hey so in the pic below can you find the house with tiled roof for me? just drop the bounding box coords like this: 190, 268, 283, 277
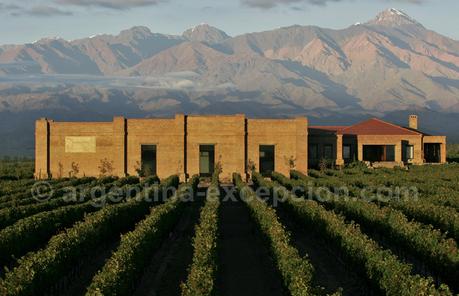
309, 115, 446, 168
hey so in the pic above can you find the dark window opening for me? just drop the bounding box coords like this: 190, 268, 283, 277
386, 146, 395, 161
323, 144, 333, 160
363, 145, 396, 162
259, 145, 275, 176
141, 145, 157, 176
343, 145, 352, 160
309, 144, 319, 160
200, 145, 215, 177
424, 143, 441, 163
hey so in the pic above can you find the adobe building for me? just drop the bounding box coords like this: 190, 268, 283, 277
35, 114, 447, 181
35, 114, 308, 181
309, 116, 447, 168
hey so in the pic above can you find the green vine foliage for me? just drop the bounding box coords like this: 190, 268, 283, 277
233, 173, 316, 296
181, 171, 220, 296
0, 175, 181, 296
265, 172, 453, 295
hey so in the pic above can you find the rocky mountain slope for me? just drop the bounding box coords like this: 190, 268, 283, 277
0, 9, 459, 155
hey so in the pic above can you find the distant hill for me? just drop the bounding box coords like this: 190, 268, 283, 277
0, 8, 459, 155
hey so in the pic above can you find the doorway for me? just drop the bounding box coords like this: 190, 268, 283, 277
259, 145, 275, 176
141, 145, 157, 176
200, 145, 215, 177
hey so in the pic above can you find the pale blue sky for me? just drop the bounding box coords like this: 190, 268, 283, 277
0, 0, 458, 45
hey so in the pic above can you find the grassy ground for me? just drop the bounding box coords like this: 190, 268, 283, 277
0, 157, 34, 180
447, 144, 459, 162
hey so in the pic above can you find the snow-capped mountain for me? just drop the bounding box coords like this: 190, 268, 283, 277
1, 9, 459, 155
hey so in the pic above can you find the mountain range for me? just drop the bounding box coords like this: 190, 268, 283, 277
1, 9, 459, 155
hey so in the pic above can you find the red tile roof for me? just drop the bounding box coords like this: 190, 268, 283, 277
309, 126, 348, 132
310, 118, 421, 136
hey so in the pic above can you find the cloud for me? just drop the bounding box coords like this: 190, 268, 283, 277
0, 3, 21, 12
26, 6, 73, 17
2, 4, 72, 17
54, 0, 166, 10
241, 0, 332, 9
242, 0, 426, 9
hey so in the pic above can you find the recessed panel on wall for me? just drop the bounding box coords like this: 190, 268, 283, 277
65, 136, 96, 153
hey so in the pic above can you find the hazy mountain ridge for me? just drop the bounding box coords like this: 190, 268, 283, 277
183, 24, 230, 44
4, 8, 457, 112
1, 8, 459, 155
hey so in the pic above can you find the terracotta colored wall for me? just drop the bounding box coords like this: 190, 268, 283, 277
247, 118, 308, 177
356, 135, 423, 164
186, 115, 245, 182
35, 114, 309, 181
48, 121, 115, 178
35, 119, 50, 179
126, 115, 185, 181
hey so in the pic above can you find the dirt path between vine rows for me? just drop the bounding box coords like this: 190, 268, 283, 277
216, 186, 285, 296
133, 186, 205, 296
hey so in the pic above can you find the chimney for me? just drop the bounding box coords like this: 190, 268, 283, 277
409, 115, 418, 130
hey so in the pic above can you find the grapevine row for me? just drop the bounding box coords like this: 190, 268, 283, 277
290, 170, 459, 243
280, 171, 459, 291
181, 172, 220, 296
0, 177, 97, 206
0, 175, 179, 296
252, 173, 451, 296
233, 173, 316, 296
0, 176, 141, 229
0, 177, 144, 266
86, 175, 199, 295
388, 201, 459, 242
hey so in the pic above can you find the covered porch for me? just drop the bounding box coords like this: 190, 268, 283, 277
423, 136, 447, 164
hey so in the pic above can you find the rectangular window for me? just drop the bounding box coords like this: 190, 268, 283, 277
323, 144, 333, 160
141, 145, 157, 176
259, 145, 275, 176
406, 145, 414, 160
343, 145, 351, 160
199, 145, 215, 177
363, 145, 395, 162
309, 144, 319, 159
385, 145, 395, 161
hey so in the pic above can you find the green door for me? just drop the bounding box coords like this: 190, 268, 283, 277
141, 145, 157, 176
199, 145, 215, 177
259, 145, 275, 176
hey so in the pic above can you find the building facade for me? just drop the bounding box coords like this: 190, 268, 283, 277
35, 114, 447, 180
309, 116, 447, 168
35, 114, 308, 181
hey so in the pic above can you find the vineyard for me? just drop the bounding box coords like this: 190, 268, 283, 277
0, 163, 458, 296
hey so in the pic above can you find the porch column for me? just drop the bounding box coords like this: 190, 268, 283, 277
336, 134, 344, 166
441, 141, 447, 164
357, 137, 363, 161
395, 142, 402, 163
